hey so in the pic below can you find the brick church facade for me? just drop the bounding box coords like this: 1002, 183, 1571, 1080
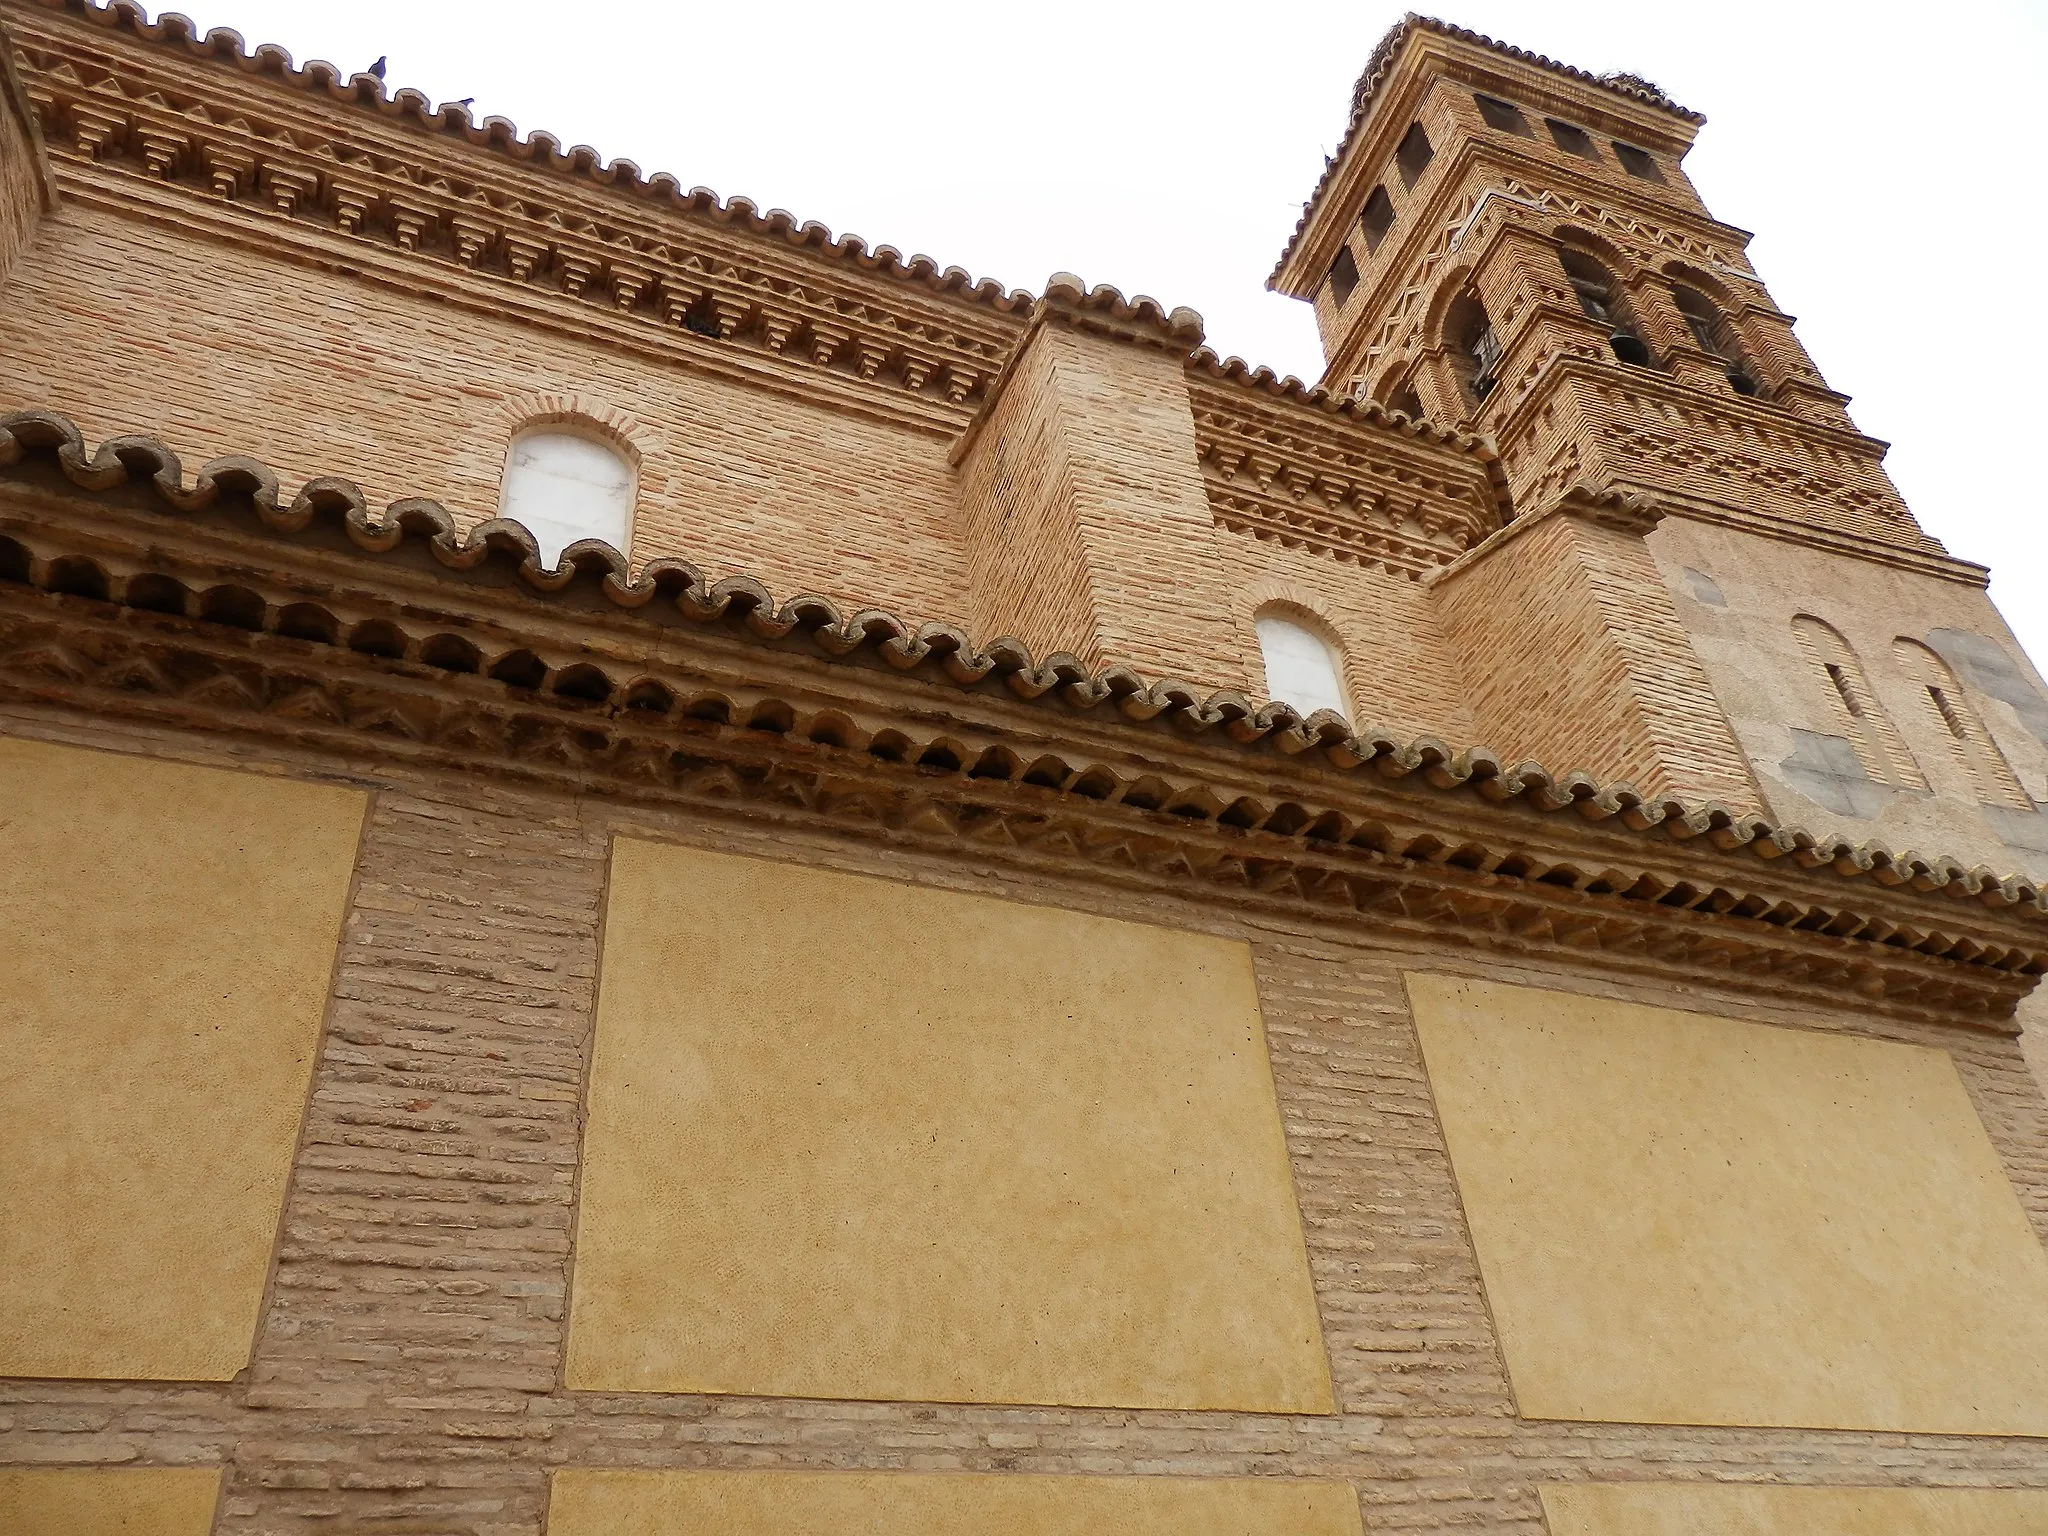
3, 4, 2048, 1532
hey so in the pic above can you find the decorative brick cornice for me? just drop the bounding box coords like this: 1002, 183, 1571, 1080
1427, 483, 1661, 590
1491, 357, 1960, 566
1184, 362, 1510, 577
7, 0, 1030, 304
1335, 155, 1765, 383
0, 408, 2042, 1033
6, 2, 1026, 428
1195, 410, 1496, 576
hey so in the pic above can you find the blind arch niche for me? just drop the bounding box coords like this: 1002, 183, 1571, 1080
1255, 610, 1349, 721
497, 427, 636, 565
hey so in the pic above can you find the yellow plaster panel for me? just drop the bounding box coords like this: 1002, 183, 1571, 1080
0, 1467, 223, 1534
0, 736, 366, 1380
1408, 973, 2048, 1434
1542, 1483, 2048, 1535
567, 838, 1331, 1411
548, 1468, 1364, 1535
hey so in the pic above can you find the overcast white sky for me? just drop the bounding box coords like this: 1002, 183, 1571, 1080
152, 0, 2048, 669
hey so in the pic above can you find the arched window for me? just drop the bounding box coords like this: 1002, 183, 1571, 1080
1892, 638, 2030, 808
1445, 293, 1501, 405
1791, 616, 1923, 790
1672, 284, 1761, 396
1255, 611, 1349, 720
1559, 247, 1654, 368
497, 428, 635, 565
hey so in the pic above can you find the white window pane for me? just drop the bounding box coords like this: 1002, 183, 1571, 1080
1256, 617, 1348, 719
498, 431, 633, 564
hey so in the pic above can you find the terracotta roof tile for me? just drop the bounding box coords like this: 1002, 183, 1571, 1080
2, 406, 2040, 922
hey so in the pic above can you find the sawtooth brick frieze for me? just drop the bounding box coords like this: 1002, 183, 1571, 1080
3, 5, 2048, 1535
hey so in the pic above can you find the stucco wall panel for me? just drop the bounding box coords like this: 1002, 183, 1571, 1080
566, 837, 1332, 1411
547, 1468, 1365, 1536
1541, 1483, 2048, 1535
1408, 971, 2048, 1434
0, 1467, 222, 1534
0, 735, 365, 1381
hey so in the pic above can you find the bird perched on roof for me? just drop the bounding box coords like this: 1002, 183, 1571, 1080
368, 55, 386, 79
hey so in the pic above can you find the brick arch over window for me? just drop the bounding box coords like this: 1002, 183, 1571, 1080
1244, 587, 1352, 721
495, 405, 643, 567
1554, 238, 1655, 369
1790, 615, 1924, 791
490, 390, 661, 468
1892, 636, 2032, 809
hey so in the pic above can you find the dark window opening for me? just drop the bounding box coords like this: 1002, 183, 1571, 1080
1328, 245, 1360, 307
1360, 186, 1395, 253
1672, 283, 1762, 397
1825, 663, 1864, 719
1614, 142, 1664, 181
1547, 118, 1600, 160
1447, 294, 1500, 404
1396, 123, 1435, 189
1561, 248, 1654, 367
1474, 92, 1534, 136
1388, 384, 1425, 420
1928, 685, 1969, 741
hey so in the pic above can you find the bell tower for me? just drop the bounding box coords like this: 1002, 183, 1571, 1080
1270, 17, 2048, 907
1269, 17, 1936, 564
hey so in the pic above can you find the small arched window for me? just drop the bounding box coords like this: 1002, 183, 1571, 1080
1892, 637, 2031, 809
1256, 611, 1349, 720
1791, 616, 1923, 790
1445, 293, 1501, 404
497, 428, 635, 565
1672, 284, 1761, 396
1559, 247, 1654, 368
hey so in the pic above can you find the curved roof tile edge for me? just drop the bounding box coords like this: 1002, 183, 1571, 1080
25, 0, 1043, 311
0, 406, 2039, 920
1271, 13, 1704, 286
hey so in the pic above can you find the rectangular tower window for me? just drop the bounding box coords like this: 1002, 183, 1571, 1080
1359, 186, 1394, 253
1327, 245, 1359, 307
1613, 142, 1665, 181
1546, 118, 1601, 160
1395, 123, 1435, 188
1473, 93, 1534, 137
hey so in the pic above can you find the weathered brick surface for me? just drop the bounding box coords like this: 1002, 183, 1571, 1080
1433, 505, 1758, 806
223, 781, 606, 1531
959, 318, 1250, 686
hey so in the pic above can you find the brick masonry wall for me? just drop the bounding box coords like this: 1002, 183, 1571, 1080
1022, 324, 1250, 686
0, 43, 40, 287
955, 325, 1106, 669
1222, 532, 1475, 741
3, 709, 2046, 1535
0, 202, 979, 630
1652, 515, 2048, 871
1432, 509, 1758, 807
